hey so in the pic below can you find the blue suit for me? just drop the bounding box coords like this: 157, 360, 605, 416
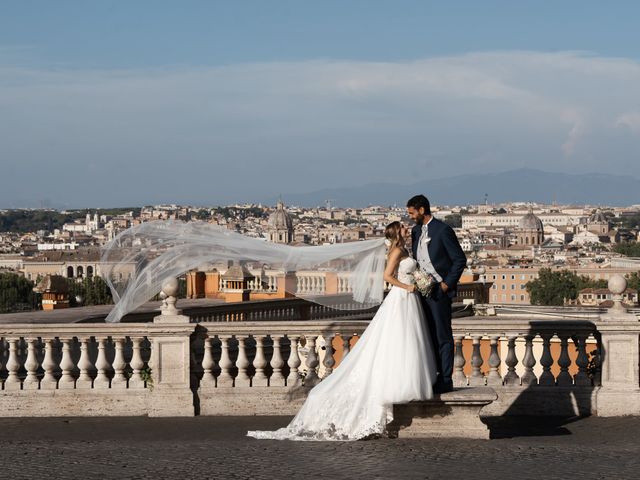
411, 217, 466, 388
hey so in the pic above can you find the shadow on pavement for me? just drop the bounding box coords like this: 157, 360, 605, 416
483, 415, 588, 439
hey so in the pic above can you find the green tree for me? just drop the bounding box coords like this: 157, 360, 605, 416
444, 214, 462, 228
67, 276, 114, 307
626, 272, 640, 293
0, 273, 38, 313
526, 268, 607, 306
613, 242, 640, 258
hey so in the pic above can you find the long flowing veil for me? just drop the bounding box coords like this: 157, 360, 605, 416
100, 220, 387, 323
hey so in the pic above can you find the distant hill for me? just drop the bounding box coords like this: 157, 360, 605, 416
271, 169, 640, 207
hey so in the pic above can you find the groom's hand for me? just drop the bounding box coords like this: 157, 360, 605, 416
440, 282, 449, 293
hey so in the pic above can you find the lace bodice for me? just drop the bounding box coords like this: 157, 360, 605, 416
397, 256, 417, 284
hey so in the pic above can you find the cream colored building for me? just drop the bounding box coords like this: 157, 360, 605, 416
485, 265, 640, 305
462, 213, 582, 229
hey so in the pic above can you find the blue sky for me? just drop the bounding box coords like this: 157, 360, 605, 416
1, 2, 640, 207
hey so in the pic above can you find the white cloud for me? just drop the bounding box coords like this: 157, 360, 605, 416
1, 50, 640, 206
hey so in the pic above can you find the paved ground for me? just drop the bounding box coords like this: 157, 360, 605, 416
1, 415, 639, 480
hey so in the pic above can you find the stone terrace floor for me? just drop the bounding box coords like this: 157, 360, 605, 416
2, 415, 639, 480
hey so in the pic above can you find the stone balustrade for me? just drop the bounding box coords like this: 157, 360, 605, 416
295, 272, 327, 295
0, 320, 193, 417
182, 296, 376, 323
191, 320, 368, 415
449, 317, 600, 416
0, 274, 638, 419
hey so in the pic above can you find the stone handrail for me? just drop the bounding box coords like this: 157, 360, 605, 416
0, 321, 193, 417
450, 317, 599, 390
183, 296, 377, 323
0, 273, 637, 418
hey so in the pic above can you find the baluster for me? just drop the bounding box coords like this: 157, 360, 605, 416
503, 335, 520, 386
538, 333, 555, 386
341, 334, 351, 358
58, 337, 76, 389
200, 336, 216, 388
469, 335, 485, 386
252, 336, 268, 387
235, 336, 251, 387
111, 337, 127, 389
128, 337, 145, 389
304, 335, 320, 387
593, 335, 602, 386
574, 334, 591, 386
521, 335, 537, 385
217, 336, 234, 387
0, 338, 5, 381
287, 335, 302, 386
94, 337, 111, 388
74, 337, 92, 389
487, 336, 503, 386
4, 338, 22, 390
557, 334, 573, 386
452, 335, 467, 387
23, 337, 40, 390
40, 337, 58, 389
270, 335, 286, 386
189, 335, 202, 387
322, 334, 336, 378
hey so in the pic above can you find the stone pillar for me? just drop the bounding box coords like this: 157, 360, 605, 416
186, 271, 206, 299
596, 275, 640, 416
148, 278, 195, 417
324, 272, 339, 295
204, 271, 221, 298
276, 272, 297, 299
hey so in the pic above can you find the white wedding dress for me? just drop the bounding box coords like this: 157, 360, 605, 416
247, 256, 438, 441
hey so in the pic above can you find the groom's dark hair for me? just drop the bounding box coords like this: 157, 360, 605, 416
406, 195, 431, 215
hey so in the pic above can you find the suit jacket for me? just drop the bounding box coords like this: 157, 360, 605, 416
411, 217, 467, 297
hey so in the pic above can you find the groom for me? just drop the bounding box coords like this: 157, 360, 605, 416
407, 194, 466, 394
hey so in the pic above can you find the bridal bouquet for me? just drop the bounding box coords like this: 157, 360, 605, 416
413, 270, 436, 297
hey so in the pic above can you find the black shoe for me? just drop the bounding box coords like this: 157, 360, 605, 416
433, 382, 454, 394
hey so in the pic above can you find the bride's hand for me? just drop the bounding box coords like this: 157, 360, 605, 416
406, 284, 416, 293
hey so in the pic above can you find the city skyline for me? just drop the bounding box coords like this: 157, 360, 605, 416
2, 3, 640, 207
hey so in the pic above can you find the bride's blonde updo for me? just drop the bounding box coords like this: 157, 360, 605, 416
384, 221, 404, 251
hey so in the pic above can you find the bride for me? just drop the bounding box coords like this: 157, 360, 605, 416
247, 221, 438, 441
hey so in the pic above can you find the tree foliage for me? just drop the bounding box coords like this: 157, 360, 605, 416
444, 214, 462, 228
626, 272, 640, 293
613, 242, 640, 258
68, 276, 114, 307
0, 210, 75, 233
0, 208, 140, 233
526, 268, 608, 306
0, 273, 39, 313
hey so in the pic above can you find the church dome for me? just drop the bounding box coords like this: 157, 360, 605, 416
518, 211, 543, 231
588, 209, 608, 224
268, 200, 293, 230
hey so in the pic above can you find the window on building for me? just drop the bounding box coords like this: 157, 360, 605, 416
511, 284, 515, 290
501, 285, 506, 290
511, 294, 516, 301
520, 295, 525, 301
